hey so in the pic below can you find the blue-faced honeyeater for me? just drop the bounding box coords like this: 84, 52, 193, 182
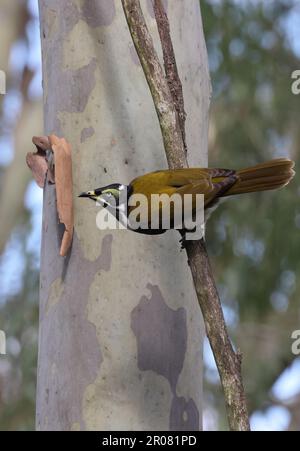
79, 158, 295, 235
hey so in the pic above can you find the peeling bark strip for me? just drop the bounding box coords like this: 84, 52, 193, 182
49, 135, 74, 257
26, 135, 51, 187
26, 135, 74, 257
122, 0, 250, 431
26, 152, 49, 188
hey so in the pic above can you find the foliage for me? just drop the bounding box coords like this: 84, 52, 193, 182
202, 0, 300, 429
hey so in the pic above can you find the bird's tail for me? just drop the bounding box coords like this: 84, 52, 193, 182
225, 158, 295, 196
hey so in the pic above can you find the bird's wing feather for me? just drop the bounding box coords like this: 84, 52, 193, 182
130, 168, 211, 190
130, 168, 239, 208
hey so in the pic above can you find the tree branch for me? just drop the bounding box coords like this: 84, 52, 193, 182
121, 0, 250, 431
121, 0, 186, 169
153, 0, 187, 153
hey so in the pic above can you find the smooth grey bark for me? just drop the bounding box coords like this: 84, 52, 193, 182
36, 0, 209, 431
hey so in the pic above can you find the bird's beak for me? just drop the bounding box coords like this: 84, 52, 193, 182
78, 191, 94, 198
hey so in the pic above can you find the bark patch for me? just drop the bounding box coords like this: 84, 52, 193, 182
169, 395, 199, 431
58, 58, 98, 113
80, 126, 95, 143
131, 283, 187, 392
81, 0, 116, 27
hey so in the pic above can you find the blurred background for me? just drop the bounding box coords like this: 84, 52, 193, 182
0, 0, 299, 431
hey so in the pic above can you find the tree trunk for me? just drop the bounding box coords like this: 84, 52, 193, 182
36, 0, 210, 431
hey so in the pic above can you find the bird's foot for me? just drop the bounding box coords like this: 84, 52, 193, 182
179, 231, 187, 251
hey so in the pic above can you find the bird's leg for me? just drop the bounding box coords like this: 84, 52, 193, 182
178, 229, 187, 251
179, 224, 201, 250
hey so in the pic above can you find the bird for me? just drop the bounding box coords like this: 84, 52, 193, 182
79, 158, 295, 238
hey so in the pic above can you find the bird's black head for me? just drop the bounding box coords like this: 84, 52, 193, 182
78, 183, 129, 208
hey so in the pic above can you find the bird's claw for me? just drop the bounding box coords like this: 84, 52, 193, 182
179, 232, 187, 251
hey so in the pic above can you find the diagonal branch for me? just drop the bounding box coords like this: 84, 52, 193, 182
153, 0, 187, 153
121, 0, 186, 169
122, 0, 250, 431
